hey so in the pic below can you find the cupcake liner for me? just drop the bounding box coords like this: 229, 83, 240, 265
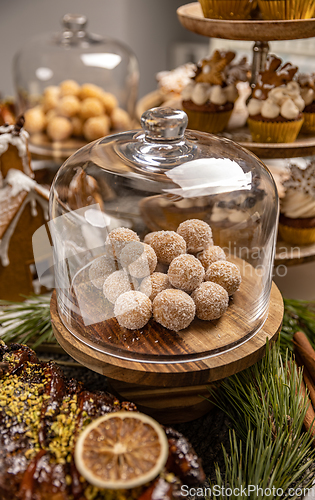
279, 224, 315, 245
183, 107, 233, 134
247, 117, 304, 143
301, 113, 315, 134
257, 0, 315, 19
198, 0, 255, 19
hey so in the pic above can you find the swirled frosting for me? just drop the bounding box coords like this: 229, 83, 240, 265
247, 81, 304, 120
182, 81, 238, 106
281, 162, 315, 218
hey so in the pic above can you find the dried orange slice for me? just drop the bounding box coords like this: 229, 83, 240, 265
74, 411, 169, 490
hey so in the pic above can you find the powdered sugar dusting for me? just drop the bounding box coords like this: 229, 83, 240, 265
153, 289, 195, 331
103, 270, 135, 304
149, 231, 186, 265
168, 254, 205, 292
192, 282, 228, 321
114, 291, 152, 330
177, 219, 213, 253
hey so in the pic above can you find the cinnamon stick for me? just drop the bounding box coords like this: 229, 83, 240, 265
293, 331, 315, 384
290, 359, 315, 442
295, 352, 315, 409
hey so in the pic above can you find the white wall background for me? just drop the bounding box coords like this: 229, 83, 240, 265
0, 0, 205, 100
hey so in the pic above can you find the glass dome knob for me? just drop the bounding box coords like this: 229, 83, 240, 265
62, 14, 87, 31
141, 107, 188, 141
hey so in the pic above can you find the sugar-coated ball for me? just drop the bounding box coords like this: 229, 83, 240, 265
71, 116, 84, 137
106, 227, 140, 259
46, 116, 73, 141
140, 272, 172, 301
153, 289, 195, 331
168, 254, 205, 292
205, 261, 241, 296
149, 231, 186, 265
197, 246, 226, 269
143, 232, 158, 245
191, 281, 229, 320
88, 254, 116, 290
177, 219, 213, 253
103, 270, 134, 304
114, 291, 152, 330
120, 242, 157, 279
42, 86, 60, 112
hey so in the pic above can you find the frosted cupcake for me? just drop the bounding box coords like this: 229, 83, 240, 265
199, 0, 256, 19
258, 0, 315, 19
279, 162, 315, 245
182, 51, 248, 134
297, 73, 315, 134
247, 55, 304, 143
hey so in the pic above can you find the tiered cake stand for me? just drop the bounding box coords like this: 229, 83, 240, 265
177, 2, 315, 267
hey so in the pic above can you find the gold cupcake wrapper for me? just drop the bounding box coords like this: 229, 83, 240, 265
198, 0, 255, 19
183, 107, 233, 134
279, 224, 315, 246
247, 117, 304, 143
301, 113, 315, 134
258, 0, 315, 19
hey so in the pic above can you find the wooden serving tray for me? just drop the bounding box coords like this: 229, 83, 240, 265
177, 2, 315, 41
51, 282, 283, 422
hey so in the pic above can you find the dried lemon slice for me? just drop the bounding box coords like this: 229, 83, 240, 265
74, 411, 169, 490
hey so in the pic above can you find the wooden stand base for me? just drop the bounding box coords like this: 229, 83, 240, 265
51, 283, 283, 423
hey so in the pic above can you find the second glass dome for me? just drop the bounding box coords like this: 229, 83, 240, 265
49, 107, 279, 363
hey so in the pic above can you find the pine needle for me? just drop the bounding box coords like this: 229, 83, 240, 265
209, 342, 315, 499
0, 294, 55, 348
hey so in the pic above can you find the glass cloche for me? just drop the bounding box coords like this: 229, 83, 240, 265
13, 14, 139, 157
48, 107, 279, 363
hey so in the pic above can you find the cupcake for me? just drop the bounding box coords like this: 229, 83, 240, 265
257, 0, 315, 19
247, 55, 305, 143
297, 73, 315, 134
182, 51, 249, 134
199, 0, 256, 19
279, 162, 315, 245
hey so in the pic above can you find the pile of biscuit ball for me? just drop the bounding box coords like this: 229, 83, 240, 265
24, 80, 131, 143
89, 219, 242, 331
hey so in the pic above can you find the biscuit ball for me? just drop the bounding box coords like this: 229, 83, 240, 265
57, 95, 81, 117
71, 116, 84, 137
88, 254, 116, 290
153, 289, 195, 331
106, 227, 140, 260
80, 97, 104, 120
205, 261, 241, 296
42, 86, 60, 112
83, 115, 110, 141
103, 270, 134, 304
191, 282, 229, 321
177, 219, 213, 253
168, 254, 205, 292
140, 272, 172, 301
24, 106, 46, 134
59, 79, 80, 97
46, 116, 73, 141
120, 242, 157, 279
149, 231, 186, 265
114, 291, 152, 330
99, 91, 118, 115
197, 246, 226, 270
111, 107, 131, 130
79, 83, 104, 100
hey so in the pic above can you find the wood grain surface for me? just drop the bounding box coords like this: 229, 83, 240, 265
177, 2, 315, 41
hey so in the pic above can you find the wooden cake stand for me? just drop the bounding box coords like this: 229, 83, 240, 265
51, 280, 283, 423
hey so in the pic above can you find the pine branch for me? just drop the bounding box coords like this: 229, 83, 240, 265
209, 343, 315, 499
0, 294, 55, 348
280, 299, 315, 356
